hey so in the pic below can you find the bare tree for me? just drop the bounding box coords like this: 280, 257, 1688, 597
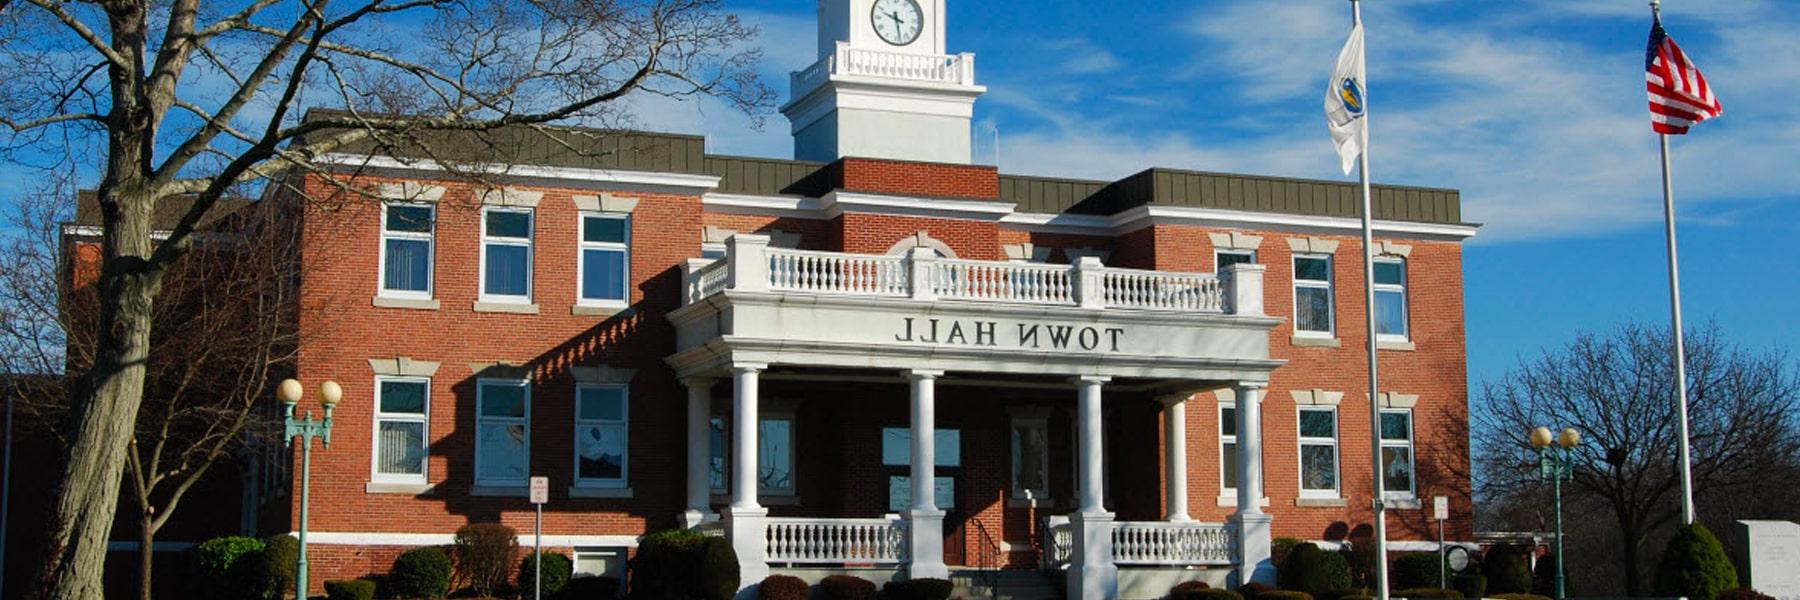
0, 0, 770, 596
1472, 321, 1800, 595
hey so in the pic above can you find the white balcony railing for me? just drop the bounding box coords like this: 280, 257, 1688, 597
791, 42, 978, 97
1041, 517, 1235, 568
765, 517, 909, 565
685, 235, 1266, 317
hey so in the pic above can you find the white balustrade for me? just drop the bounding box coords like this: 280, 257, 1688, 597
764, 517, 909, 564
1110, 521, 1235, 566
791, 42, 977, 96
931, 259, 1073, 304
689, 259, 729, 304
1042, 518, 1073, 568
1101, 267, 1224, 312
766, 248, 909, 296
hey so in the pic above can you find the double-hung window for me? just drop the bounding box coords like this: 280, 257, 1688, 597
707, 416, 796, 496
574, 384, 628, 488
1220, 404, 1238, 494
1379, 409, 1416, 498
475, 379, 531, 487
1374, 258, 1409, 340
1293, 254, 1334, 336
579, 214, 629, 306
1010, 417, 1050, 501
1216, 249, 1256, 271
1298, 407, 1339, 497
882, 427, 961, 511
373, 377, 429, 481
481, 208, 534, 302
380, 204, 434, 297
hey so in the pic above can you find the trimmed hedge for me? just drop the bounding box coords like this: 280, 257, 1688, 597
1451, 574, 1486, 600
818, 575, 876, 600
1655, 523, 1739, 600
191, 536, 268, 600
758, 575, 808, 600
1178, 590, 1243, 600
879, 578, 953, 600
1319, 588, 1371, 600
1492, 594, 1552, 600
1719, 589, 1777, 600
261, 535, 300, 599
1392, 588, 1462, 599
389, 546, 453, 599
1481, 545, 1533, 595
629, 530, 739, 600
1171, 580, 1211, 599
324, 580, 376, 600
1272, 538, 1307, 570
562, 576, 622, 600
1257, 591, 1313, 600
1391, 553, 1447, 590
454, 523, 519, 598
1279, 544, 1354, 597
1238, 582, 1277, 600
518, 552, 573, 598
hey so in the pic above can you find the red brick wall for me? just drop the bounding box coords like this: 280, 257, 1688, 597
834, 213, 1002, 261
834, 158, 999, 200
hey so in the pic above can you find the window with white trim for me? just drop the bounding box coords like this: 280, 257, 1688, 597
578, 213, 629, 305
481, 208, 533, 302
707, 416, 796, 495
1293, 254, 1334, 335
1298, 407, 1339, 497
574, 384, 627, 487
572, 547, 627, 580
1380, 409, 1416, 497
1374, 258, 1409, 340
373, 377, 429, 481
700, 243, 726, 260
1216, 249, 1256, 271
1220, 403, 1238, 493
475, 379, 530, 487
1009, 417, 1050, 500
380, 204, 434, 297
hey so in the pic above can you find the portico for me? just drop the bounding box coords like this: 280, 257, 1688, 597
666, 234, 1286, 597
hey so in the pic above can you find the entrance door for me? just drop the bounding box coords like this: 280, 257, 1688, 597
881, 427, 964, 565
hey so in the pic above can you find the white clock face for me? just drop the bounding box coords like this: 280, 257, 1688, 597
871, 0, 924, 46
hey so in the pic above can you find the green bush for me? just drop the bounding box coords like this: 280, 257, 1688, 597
389, 546, 453, 599
1391, 553, 1447, 590
1272, 538, 1307, 570
191, 536, 268, 600
1344, 538, 1378, 588
1279, 543, 1354, 597
629, 530, 739, 600
1491, 594, 1551, 600
1171, 580, 1211, 599
261, 534, 300, 599
561, 576, 621, 600
1451, 574, 1486, 600
818, 575, 876, 600
1257, 591, 1313, 600
1238, 581, 1277, 600
1655, 523, 1739, 600
1392, 588, 1461, 599
879, 578, 953, 600
1718, 588, 1777, 600
1480, 545, 1532, 595
1531, 553, 1573, 597
758, 575, 808, 600
1318, 588, 1370, 600
454, 523, 520, 598
324, 580, 376, 600
519, 552, 573, 598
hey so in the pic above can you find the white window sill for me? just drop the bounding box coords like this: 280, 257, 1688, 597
1295, 496, 1346, 508
568, 486, 633, 499
1291, 335, 1341, 348
1384, 496, 1423, 510
1378, 339, 1416, 351
572, 304, 631, 317
374, 296, 440, 310
1216, 495, 1271, 508
473, 301, 540, 314
366, 481, 434, 495
471, 485, 529, 497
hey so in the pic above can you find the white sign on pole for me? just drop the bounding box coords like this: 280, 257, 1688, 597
530, 476, 549, 504
1434, 496, 1449, 521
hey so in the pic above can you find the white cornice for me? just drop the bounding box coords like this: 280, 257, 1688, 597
1113, 205, 1480, 240
822, 191, 1014, 221
997, 212, 1114, 235
314, 153, 722, 192
701, 193, 829, 219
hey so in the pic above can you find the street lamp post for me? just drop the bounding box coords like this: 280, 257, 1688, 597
280, 378, 341, 600
1530, 426, 1579, 600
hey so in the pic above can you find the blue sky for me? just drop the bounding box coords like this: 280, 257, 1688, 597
628, 0, 1800, 385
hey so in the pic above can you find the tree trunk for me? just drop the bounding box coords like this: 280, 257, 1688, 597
139, 516, 155, 600
1619, 519, 1642, 596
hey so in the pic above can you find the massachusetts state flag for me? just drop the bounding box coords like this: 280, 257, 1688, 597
1324, 24, 1367, 175
1646, 18, 1722, 135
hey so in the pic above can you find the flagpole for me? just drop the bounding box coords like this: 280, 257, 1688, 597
1350, 1, 1391, 599
1650, 0, 1697, 527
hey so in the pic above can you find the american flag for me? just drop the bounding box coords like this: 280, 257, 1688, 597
1646, 18, 1722, 135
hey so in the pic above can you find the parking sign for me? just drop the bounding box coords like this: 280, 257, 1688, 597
530, 476, 549, 504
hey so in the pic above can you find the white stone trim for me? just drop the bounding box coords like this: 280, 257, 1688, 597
573, 193, 640, 214
1290, 389, 1344, 406
703, 225, 738, 244
885, 231, 957, 258
315, 153, 722, 192
367, 357, 441, 377
1373, 240, 1413, 257
1003, 243, 1053, 262
1379, 392, 1420, 409
701, 193, 830, 219
1286, 236, 1341, 254
372, 297, 440, 310
1208, 232, 1264, 251
478, 187, 544, 208
1064, 247, 1111, 264
822, 190, 1015, 222
293, 531, 642, 548
377, 182, 445, 202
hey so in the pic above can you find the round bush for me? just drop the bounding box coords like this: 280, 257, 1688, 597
1391, 553, 1447, 590
1319, 588, 1371, 600
1258, 591, 1314, 600
191, 536, 268, 600
560, 576, 621, 600
324, 580, 376, 600
1656, 523, 1739, 600
261, 534, 300, 599
1172, 580, 1211, 599
1531, 553, 1574, 597
880, 578, 953, 600
518, 551, 573, 598
1392, 588, 1462, 599
1491, 594, 1551, 600
389, 546, 453, 599
1272, 538, 1307, 570
818, 575, 876, 600
454, 523, 520, 598
630, 530, 739, 600
1279, 543, 1354, 597
758, 575, 808, 600
1451, 574, 1486, 600
700, 536, 740, 600
1718, 588, 1777, 600
1480, 545, 1532, 595
1189, 590, 1245, 600
1238, 582, 1278, 600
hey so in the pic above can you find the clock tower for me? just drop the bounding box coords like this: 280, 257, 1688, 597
782, 0, 985, 165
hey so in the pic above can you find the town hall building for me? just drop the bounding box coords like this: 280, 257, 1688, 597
262, 1, 1479, 597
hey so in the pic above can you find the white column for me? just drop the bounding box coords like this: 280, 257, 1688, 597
1161, 394, 1191, 522
681, 378, 716, 528
1069, 375, 1117, 599
1228, 382, 1275, 586
724, 364, 768, 593
905, 370, 947, 579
